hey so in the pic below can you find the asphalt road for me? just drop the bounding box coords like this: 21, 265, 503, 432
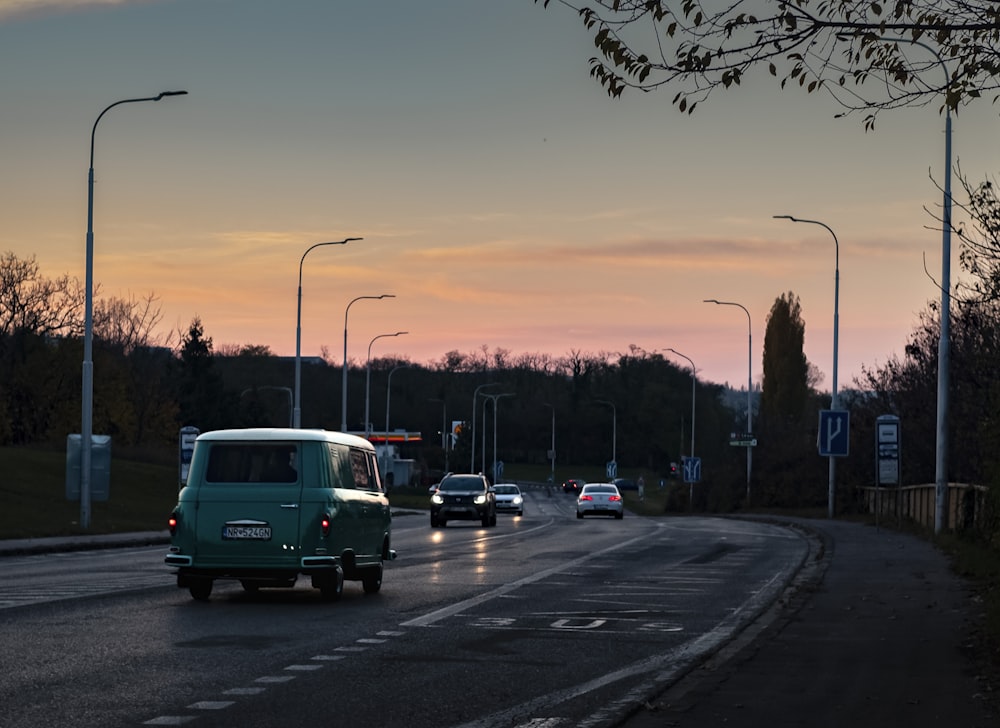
0, 490, 811, 728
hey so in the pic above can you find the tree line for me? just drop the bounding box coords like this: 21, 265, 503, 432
2, 238, 999, 534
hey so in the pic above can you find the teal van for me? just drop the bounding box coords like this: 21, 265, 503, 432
165, 428, 394, 601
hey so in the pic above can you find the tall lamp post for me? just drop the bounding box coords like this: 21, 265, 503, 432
382, 364, 411, 480
429, 397, 449, 473
295, 238, 362, 429
341, 294, 394, 432
704, 299, 753, 505
900, 39, 953, 534
774, 215, 840, 518
482, 392, 515, 482
665, 348, 696, 459
470, 382, 500, 472
595, 399, 617, 473
365, 331, 407, 438
543, 403, 556, 486
666, 349, 697, 508
81, 90, 187, 530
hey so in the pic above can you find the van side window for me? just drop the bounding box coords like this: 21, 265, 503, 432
328, 444, 353, 489
205, 444, 299, 484
349, 448, 370, 490
348, 449, 383, 493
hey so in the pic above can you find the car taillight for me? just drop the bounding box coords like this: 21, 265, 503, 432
609, 495, 622, 502
168, 512, 179, 534
579, 495, 593, 501
320, 515, 331, 537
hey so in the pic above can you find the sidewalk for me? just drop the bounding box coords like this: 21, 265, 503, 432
0, 530, 169, 556
619, 517, 998, 728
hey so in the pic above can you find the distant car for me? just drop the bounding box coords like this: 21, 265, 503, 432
562, 478, 586, 494
613, 477, 637, 491
576, 483, 624, 519
492, 483, 524, 516
430, 473, 497, 528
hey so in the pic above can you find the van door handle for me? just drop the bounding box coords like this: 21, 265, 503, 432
280, 503, 299, 509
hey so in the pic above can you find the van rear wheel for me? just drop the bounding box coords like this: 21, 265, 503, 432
189, 578, 213, 601
318, 567, 344, 602
362, 562, 383, 594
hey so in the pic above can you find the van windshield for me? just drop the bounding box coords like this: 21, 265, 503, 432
205, 443, 299, 484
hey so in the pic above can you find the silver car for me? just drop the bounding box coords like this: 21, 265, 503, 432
576, 483, 624, 519
492, 483, 524, 516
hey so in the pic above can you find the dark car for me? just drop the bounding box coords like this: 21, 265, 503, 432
430, 473, 497, 528
613, 477, 637, 491
562, 478, 586, 494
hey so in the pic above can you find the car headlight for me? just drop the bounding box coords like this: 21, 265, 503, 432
474, 494, 487, 505
513, 496, 523, 505
431, 494, 444, 505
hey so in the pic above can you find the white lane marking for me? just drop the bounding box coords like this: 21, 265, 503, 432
311, 654, 346, 661
356, 637, 386, 644
285, 664, 324, 671
222, 687, 266, 695
255, 675, 296, 684
400, 525, 666, 628
188, 701, 235, 710
143, 717, 196, 726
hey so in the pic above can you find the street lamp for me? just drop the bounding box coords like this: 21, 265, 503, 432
482, 392, 515, 482
382, 364, 411, 480
665, 349, 696, 460
898, 38, 953, 534
429, 397, 449, 473
365, 332, 408, 438
470, 382, 500, 472
774, 214, 840, 519
666, 349, 697, 509
342, 294, 394, 432
595, 399, 617, 472
543, 403, 556, 486
704, 299, 753, 505
295, 238, 362, 429
81, 90, 187, 530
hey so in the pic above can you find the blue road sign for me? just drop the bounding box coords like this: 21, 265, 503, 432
818, 410, 850, 457
683, 456, 701, 483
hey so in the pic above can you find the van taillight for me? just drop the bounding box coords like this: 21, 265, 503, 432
320, 515, 331, 537
168, 513, 179, 534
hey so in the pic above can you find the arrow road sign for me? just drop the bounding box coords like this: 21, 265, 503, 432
683, 456, 701, 483
818, 410, 850, 457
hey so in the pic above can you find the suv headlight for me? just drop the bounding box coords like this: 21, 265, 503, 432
431, 493, 444, 504
474, 494, 487, 505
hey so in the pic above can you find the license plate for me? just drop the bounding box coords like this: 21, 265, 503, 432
222, 525, 272, 540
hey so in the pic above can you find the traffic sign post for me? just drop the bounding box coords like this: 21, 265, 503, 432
606, 460, 618, 479
818, 410, 850, 457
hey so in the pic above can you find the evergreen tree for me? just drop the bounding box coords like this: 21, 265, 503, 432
757, 292, 824, 506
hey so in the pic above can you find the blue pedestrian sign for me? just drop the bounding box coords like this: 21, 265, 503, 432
818, 410, 850, 457
682, 456, 701, 484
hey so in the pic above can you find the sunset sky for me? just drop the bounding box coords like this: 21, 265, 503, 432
3, 0, 999, 391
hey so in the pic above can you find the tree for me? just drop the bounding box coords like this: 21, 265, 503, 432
756, 291, 823, 505
173, 317, 235, 431
0, 251, 84, 338
537, 1, 1000, 126
760, 292, 811, 425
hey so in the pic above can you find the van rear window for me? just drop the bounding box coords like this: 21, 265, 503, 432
205, 444, 299, 483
